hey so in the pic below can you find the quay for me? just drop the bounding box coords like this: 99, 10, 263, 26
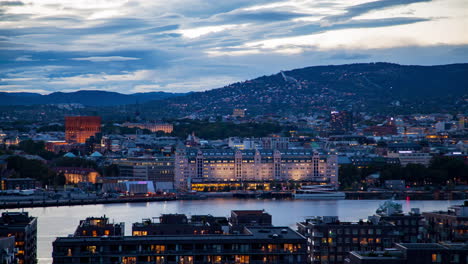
0, 195, 176, 210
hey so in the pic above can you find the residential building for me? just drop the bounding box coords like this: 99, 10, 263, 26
422, 203, 468, 243
132, 214, 226, 236
297, 216, 401, 264
74, 216, 124, 237
346, 242, 468, 264
0, 236, 16, 264
52, 211, 307, 264
229, 210, 272, 233
330, 111, 353, 135
0, 212, 37, 264
232, 108, 246, 118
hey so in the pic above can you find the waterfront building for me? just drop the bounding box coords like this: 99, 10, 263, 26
297, 216, 401, 264
229, 210, 272, 233
113, 157, 174, 190
132, 214, 226, 236
422, 202, 468, 243
0, 212, 37, 264
374, 201, 423, 243
346, 242, 468, 264
65, 116, 101, 144
122, 122, 173, 133
52, 211, 307, 264
74, 216, 124, 237
174, 148, 338, 191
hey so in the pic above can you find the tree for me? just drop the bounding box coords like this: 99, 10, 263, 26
6, 156, 55, 186
103, 164, 120, 177
339, 164, 360, 190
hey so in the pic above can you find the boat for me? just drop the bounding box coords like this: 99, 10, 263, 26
293, 185, 346, 200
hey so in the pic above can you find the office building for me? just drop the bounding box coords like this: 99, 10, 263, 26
65, 116, 101, 143
114, 157, 174, 190
174, 148, 338, 191
0, 212, 37, 264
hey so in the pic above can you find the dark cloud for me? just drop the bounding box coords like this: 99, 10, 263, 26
323, 0, 432, 24
217, 10, 311, 23
0, 1, 24, 6
327, 53, 372, 60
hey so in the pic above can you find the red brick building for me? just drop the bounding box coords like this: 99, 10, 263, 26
65, 116, 101, 143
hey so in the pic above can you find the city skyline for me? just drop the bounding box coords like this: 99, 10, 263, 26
1, 0, 467, 94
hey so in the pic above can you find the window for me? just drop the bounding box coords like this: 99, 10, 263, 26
432, 254, 441, 263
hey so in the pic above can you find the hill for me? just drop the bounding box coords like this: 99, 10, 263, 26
141, 63, 468, 117
0, 90, 184, 106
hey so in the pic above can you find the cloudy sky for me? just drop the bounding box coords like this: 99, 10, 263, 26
1, 0, 467, 94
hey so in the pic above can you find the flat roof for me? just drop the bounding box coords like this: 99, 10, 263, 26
54, 227, 305, 243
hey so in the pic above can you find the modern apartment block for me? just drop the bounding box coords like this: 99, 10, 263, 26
297, 216, 401, 264
174, 148, 338, 190
52, 211, 307, 264
347, 242, 468, 264
0, 212, 37, 264
422, 202, 468, 243
74, 216, 124, 237
132, 214, 226, 236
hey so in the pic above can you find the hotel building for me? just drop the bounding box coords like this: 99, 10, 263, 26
174, 148, 338, 191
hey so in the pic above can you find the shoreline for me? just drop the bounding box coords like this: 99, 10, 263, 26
0, 190, 466, 210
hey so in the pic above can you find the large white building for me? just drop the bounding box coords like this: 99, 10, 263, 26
174, 148, 338, 190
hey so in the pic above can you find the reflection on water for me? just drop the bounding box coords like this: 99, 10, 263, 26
13, 198, 462, 264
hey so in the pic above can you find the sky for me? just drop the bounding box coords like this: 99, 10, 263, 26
0, 0, 467, 94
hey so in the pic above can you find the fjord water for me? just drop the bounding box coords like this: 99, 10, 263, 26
18, 198, 463, 264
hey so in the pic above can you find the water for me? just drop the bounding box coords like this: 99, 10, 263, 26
5, 199, 463, 264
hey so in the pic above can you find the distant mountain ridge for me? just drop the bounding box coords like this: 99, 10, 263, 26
139, 62, 468, 117
0, 90, 184, 106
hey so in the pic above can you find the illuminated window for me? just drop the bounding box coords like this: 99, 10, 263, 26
86, 246, 97, 254
133, 231, 148, 236
432, 254, 441, 263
